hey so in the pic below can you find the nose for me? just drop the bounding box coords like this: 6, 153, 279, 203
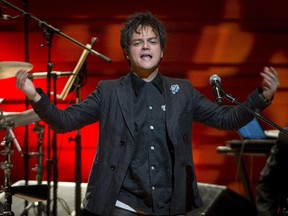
142, 41, 149, 49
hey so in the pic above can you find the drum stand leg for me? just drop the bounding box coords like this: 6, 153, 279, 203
0, 129, 16, 216
20, 122, 46, 216
20, 202, 46, 216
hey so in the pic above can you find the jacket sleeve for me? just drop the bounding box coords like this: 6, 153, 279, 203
30, 83, 103, 133
192, 86, 272, 130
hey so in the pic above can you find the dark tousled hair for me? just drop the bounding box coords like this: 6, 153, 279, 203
120, 11, 167, 52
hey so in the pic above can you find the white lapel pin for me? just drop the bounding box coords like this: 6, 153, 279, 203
170, 84, 180, 94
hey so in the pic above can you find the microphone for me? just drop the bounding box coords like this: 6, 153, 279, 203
209, 74, 224, 105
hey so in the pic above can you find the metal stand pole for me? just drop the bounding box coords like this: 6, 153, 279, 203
0, 123, 20, 216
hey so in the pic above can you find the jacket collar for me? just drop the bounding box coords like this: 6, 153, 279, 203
130, 72, 164, 97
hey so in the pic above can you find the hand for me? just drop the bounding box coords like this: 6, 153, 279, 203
260, 67, 279, 100
16, 69, 40, 102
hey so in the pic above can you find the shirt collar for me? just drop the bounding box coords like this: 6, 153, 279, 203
131, 72, 164, 97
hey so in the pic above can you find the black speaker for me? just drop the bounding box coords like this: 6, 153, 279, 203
189, 183, 257, 216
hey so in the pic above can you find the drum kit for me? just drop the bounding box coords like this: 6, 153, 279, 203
0, 61, 48, 215
0, 1, 111, 214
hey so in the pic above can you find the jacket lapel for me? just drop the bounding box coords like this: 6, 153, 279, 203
163, 78, 181, 138
116, 74, 135, 140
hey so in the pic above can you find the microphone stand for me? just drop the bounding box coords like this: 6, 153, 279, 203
2, 0, 111, 63
23, 0, 30, 215
68, 75, 82, 216
222, 91, 288, 136
40, 24, 56, 216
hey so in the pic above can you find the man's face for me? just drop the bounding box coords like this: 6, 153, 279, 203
126, 25, 163, 77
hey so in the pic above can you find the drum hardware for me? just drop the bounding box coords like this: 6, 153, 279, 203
1, 109, 40, 128
0, 119, 23, 158
2, 1, 110, 215
31, 121, 45, 185
19, 121, 46, 216
0, 107, 47, 215
28, 71, 74, 79
0, 61, 33, 79
0, 130, 15, 216
0, 61, 74, 81
0, 113, 24, 215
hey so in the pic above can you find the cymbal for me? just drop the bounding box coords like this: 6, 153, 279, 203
0, 61, 33, 79
1, 109, 40, 127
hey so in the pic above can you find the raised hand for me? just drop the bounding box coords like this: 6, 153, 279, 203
16, 69, 40, 102
260, 67, 279, 100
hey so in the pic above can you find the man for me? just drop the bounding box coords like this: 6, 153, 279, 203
16, 12, 279, 216
256, 129, 288, 216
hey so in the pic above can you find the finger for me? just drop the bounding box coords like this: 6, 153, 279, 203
269, 67, 280, 85
263, 67, 275, 79
261, 67, 279, 86
264, 67, 279, 82
16, 70, 23, 88
16, 70, 28, 89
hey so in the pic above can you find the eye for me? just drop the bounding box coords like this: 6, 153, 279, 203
132, 40, 143, 47
149, 39, 158, 45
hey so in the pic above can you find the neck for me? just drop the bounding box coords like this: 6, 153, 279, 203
133, 70, 158, 82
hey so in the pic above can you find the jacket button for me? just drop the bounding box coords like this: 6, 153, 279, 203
110, 165, 116, 171
119, 140, 125, 146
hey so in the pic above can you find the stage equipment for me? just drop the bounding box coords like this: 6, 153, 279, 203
28, 71, 73, 79
0, 107, 48, 215
57, 37, 97, 216
209, 74, 288, 137
1, 109, 40, 127
190, 183, 257, 216
1, 1, 111, 63
19, 121, 46, 216
0, 61, 33, 79
57, 38, 97, 101
2, 1, 111, 215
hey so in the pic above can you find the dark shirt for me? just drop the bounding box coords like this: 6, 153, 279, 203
118, 72, 173, 215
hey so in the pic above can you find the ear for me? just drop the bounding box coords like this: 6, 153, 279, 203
123, 49, 129, 60
161, 50, 163, 59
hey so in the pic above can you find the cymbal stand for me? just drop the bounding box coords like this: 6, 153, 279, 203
0, 121, 23, 216
68, 74, 83, 216
20, 121, 46, 216
31, 121, 45, 185
39, 23, 56, 216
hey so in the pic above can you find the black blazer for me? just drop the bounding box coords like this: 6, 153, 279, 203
32, 73, 268, 215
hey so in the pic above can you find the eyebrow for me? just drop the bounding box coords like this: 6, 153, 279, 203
131, 36, 158, 42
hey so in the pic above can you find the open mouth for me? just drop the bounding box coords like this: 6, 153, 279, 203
140, 54, 152, 59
